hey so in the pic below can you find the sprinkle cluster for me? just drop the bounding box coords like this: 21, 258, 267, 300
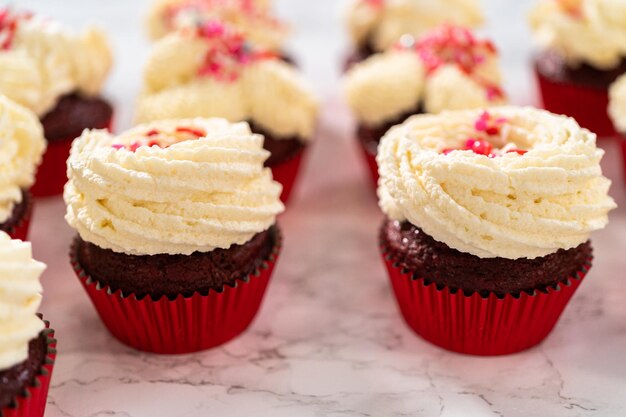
191, 20, 276, 81
111, 126, 207, 152
397, 25, 504, 101
362, 0, 384, 8
441, 111, 527, 157
0, 7, 32, 50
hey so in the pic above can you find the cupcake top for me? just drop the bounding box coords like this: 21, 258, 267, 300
0, 6, 112, 117
136, 20, 318, 141
377, 107, 616, 259
0, 95, 46, 224
345, 0, 483, 53
64, 118, 285, 256
0, 232, 46, 371
146, 0, 288, 52
609, 74, 626, 132
344, 25, 505, 126
529, 0, 626, 70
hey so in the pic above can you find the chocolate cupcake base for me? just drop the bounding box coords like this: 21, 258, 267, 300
534, 50, 622, 137
379, 219, 593, 355
1, 320, 56, 417
71, 227, 282, 354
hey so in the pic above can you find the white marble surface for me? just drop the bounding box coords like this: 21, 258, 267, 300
14, 0, 626, 416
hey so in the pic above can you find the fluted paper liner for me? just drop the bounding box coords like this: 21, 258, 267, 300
70, 231, 281, 354
535, 65, 614, 138
381, 243, 591, 356
1, 320, 57, 417
270, 148, 305, 204
5, 192, 33, 242
357, 139, 379, 188
32, 117, 113, 198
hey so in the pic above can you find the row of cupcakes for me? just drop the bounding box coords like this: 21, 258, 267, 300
0, 3, 318, 203
0, 105, 617, 416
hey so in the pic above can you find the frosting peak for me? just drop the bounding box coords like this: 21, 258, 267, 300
137, 21, 318, 140
377, 107, 616, 259
0, 95, 46, 223
345, 0, 483, 52
529, 0, 626, 69
0, 232, 46, 371
64, 118, 285, 256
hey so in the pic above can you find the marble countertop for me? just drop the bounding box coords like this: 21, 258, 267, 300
17, 0, 626, 416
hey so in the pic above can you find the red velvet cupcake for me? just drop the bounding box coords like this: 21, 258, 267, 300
0, 233, 56, 417
529, 0, 626, 137
343, 0, 483, 70
65, 118, 284, 354
376, 107, 616, 355
343, 25, 506, 187
0, 96, 46, 241
0, 6, 113, 197
135, 20, 317, 203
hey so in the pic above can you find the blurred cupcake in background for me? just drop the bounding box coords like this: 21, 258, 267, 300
146, 0, 291, 60
0, 95, 46, 241
344, 25, 505, 186
136, 20, 318, 203
66, 118, 284, 354
0, 6, 113, 197
0, 232, 56, 417
343, 0, 483, 69
608, 74, 626, 181
530, 0, 626, 137
377, 106, 616, 355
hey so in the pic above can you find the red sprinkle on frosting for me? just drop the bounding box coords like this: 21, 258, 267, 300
192, 20, 277, 82
111, 126, 207, 152
0, 7, 32, 50
440, 112, 526, 157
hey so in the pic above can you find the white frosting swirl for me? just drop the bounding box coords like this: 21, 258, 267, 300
0, 232, 46, 371
609, 73, 626, 132
146, 0, 289, 52
345, 0, 483, 52
64, 118, 285, 256
136, 30, 317, 140
0, 9, 112, 116
529, 0, 626, 69
377, 106, 616, 259
0, 95, 46, 223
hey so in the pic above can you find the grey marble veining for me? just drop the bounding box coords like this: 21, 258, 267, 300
14, 0, 626, 416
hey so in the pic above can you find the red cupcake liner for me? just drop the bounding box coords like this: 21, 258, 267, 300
381, 244, 592, 356
1, 320, 57, 417
534, 66, 614, 138
4, 192, 33, 241
31, 118, 113, 198
357, 139, 379, 189
70, 231, 282, 354
270, 149, 305, 204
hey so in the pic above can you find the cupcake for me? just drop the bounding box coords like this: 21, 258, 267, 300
135, 20, 318, 203
0, 95, 46, 241
529, 0, 626, 137
145, 0, 290, 61
344, 25, 505, 186
0, 232, 56, 417
0, 6, 113, 197
65, 118, 284, 354
343, 0, 483, 69
377, 106, 616, 355
608, 74, 626, 181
